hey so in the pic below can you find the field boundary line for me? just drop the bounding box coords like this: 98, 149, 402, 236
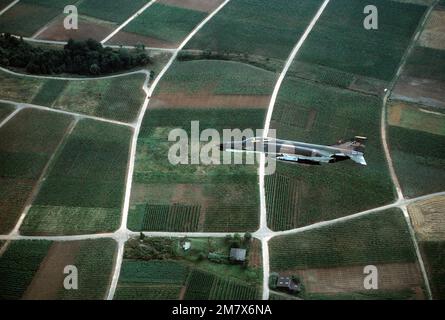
9, 118, 79, 237
258, 0, 331, 300
107, 0, 232, 300
101, 0, 158, 44
0, 105, 22, 129
0, 0, 19, 16
0, 99, 136, 128
0, 65, 150, 81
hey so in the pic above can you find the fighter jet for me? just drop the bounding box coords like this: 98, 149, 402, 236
220, 136, 368, 166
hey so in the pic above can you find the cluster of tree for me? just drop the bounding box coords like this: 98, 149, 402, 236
125, 236, 177, 260
225, 232, 252, 249
0, 34, 150, 75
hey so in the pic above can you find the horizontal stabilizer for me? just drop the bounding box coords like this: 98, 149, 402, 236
350, 154, 367, 166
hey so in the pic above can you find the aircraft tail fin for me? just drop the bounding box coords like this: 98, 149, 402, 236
332, 136, 367, 153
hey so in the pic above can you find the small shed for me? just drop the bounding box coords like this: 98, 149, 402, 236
230, 248, 247, 262
182, 241, 191, 251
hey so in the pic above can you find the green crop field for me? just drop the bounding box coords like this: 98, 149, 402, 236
130, 107, 264, 232
295, 0, 427, 82
115, 260, 188, 300
184, 269, 259, 300
156, 59, 277, 96
420, 241, 445, 299
20, 205, 121, 235
31, 79, 68, 106
0, 240, 52, 299
22, 119, 131, 235
78, 0, 148, 24
119, 260, 189, 284
0, 108, 73, 234
115, 285, 182, 300
0, 0, 73, 36
57, 239, 117, 300
266, 77, 394, 230
128, 204, 201, 232
270, 209, 417, 271
404, 46, 445, 82
123, 3, 207, 44
186, 0, 324, 60
0, 102, 15, 122
388, 125, 445, 198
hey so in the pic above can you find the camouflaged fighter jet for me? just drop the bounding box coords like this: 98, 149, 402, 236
220, 136, 368, 166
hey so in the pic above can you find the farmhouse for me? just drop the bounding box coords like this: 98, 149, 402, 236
276, 276, 300, 293
229, 248, 247, 262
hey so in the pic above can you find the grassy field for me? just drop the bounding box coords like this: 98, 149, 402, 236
266, 77, 394, 230
0, 108, 73, 234
21, 119, 131, 235
0, 102, 15, 122
387, 101, 445, 136
53, 74, 146, 123
123, 3, 207, 44
0, 0, 73, 36
186, 0, 324, 60
270, 209, 417, 270
0, 70, 146, 123
0, 240, 52, 299
420, 241, 445, 299
294, 0, 426, 82
78, 0, 148, 24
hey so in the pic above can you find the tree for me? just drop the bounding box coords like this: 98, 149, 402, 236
244, 232, 252, 243
89, 63, 100, 75
139, 232, 146, 241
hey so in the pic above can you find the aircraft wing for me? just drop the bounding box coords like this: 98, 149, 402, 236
276, 154, 332, 164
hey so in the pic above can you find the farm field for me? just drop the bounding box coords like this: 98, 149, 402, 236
0, 0, 73, 36
129, 59, 278, 232
108, 3, 207, 48
387, 104, 445, 198
269, 209, 425, 299
116, 237, 262, 300
20, 119, 131, 235
0, 108, 73, 234
266, 76, 394, 230
408, 195, 445, 242
408, 196, 445, 299
0, 70, 147, 123
293, 0, 427, 85
393, 46, 445, 108
0, 101, 15, 122
419, 241, 445, 299
77, 0, 149, 24
0, 239, 116, 300
186, 0, 324, 60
